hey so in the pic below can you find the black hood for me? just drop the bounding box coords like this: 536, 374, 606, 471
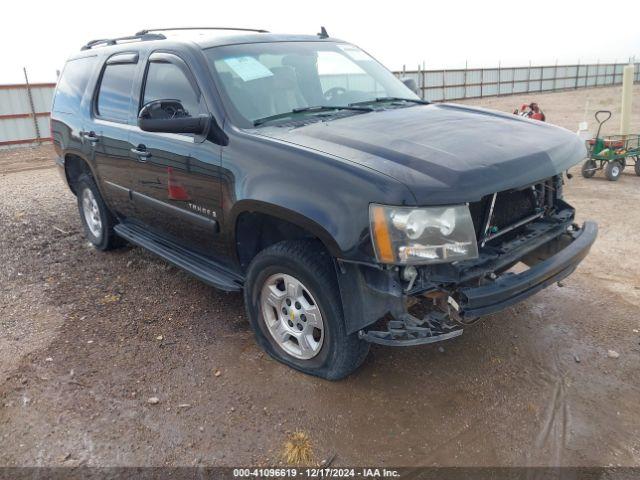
255, 103, 586, 204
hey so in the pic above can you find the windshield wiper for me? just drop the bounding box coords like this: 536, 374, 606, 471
253, 105, 373, 126
349, 97, 430, 106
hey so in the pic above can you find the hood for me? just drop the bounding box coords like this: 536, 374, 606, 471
254, 103, 586, 204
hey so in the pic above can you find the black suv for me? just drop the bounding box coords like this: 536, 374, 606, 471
52, 27, 597, 379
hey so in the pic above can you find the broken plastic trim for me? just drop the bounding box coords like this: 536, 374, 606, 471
359, 310, 463, 346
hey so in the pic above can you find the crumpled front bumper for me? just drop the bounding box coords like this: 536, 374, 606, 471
336, 213, 597, 341
452, 221, 598, 319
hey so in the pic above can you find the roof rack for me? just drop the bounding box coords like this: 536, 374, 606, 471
135, 27, 269, 35
81, 33, 166, 51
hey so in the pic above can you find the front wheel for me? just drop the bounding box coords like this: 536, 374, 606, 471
581, 159, 597, 178
604, 161, 622, 181
244, 240, 370, 380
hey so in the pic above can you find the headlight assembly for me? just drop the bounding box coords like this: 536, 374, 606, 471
370, 204, 479, 265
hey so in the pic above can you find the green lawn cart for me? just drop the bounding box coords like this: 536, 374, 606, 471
581, 110, 640, 181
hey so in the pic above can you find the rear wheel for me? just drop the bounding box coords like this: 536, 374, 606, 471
604, 161, 622, 181
581, 159, 597, 178
76, 174, 122, 250
244, 239, 370, 380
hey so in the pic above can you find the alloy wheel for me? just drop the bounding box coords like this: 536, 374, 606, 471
260, 273, 325, 360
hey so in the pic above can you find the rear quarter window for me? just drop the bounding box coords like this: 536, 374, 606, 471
96, 62, 137, 122
52, 56, 97, 114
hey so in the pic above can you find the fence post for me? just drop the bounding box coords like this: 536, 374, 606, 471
442, 66, 446, 101
620, 62, 634, 135
595, 59, 600, 87
497, 61, 501, 97
575, 59, 580, 89
511, 65, 515, 95
480, 67, 484, 98
463, 60, 468, 99
421, 61, 426, 100
23, 67, 41, 144
526, 60, 531, 93
552, 59, 558, 92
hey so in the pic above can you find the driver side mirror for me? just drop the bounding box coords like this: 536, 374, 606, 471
138, 99, 209, 134
401, 77, 420, 96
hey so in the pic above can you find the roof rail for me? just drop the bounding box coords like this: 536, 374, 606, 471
81, 33, 166, 51
135, 27, 269, 35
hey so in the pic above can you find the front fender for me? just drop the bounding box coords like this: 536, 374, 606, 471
221, 129, 416, 263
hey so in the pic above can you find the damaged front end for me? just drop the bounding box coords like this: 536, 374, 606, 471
336, 175, 598, 346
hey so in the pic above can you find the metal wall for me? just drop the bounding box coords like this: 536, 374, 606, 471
394, 62, 640, 102
0, 83, 55, 148
0, 61, 637, 148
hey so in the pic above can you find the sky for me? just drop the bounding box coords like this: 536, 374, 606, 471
1, 0, 639, 84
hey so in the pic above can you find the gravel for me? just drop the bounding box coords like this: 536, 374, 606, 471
1, 85, 639, 467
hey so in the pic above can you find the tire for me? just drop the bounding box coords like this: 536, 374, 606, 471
635, 157, 640, 177
604, 161, 622, 181
581, 159, 597, 178
76, 174, 122, 250
244, 239, 370, 380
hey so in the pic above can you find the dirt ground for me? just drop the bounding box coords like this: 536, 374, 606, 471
1, 85, 639, 468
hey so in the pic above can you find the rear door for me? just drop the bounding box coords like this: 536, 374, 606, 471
128, 52, 223, 258
91, 52, 140, 218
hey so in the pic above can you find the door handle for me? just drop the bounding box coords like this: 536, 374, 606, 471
131, 145, 151, 161
81, 130, 99, 145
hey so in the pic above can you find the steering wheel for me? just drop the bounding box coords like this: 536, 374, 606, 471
324, 86, 347, 103
160, 99, 188, 119
142, 99, 189, 120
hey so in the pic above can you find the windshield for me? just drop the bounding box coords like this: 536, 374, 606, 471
203, 41, 420, 127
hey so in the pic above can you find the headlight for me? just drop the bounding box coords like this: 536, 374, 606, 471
369, 204, 479, 265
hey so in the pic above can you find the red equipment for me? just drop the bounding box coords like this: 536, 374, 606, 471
513, 102, 546, 122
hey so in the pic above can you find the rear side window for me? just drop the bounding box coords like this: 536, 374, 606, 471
96, 63, 137, 122
142, 62, 202, 117
53, 57, 96, 114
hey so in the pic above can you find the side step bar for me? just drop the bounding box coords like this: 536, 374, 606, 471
114, 223, 244, 292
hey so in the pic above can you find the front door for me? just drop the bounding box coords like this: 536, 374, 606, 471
128, 52, 223, 259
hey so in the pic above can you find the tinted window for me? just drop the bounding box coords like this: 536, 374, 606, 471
96, 63, 137, 122
53, 56, 96, 114
142, 62, 201, 117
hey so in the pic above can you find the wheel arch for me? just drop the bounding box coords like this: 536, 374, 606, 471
230, 200, 343, 271
63, 152, 97, 195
